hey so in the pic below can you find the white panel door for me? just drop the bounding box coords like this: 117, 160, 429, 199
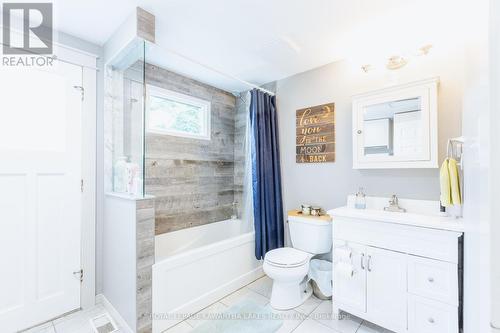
0, 62, 83, 332
365, 246, 408, 333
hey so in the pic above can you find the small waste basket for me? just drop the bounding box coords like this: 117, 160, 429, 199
309, 259, 332, 300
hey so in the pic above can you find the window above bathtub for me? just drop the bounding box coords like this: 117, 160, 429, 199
146, 85, 211, 140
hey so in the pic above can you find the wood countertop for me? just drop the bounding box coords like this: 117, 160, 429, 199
287, 210, 332, 222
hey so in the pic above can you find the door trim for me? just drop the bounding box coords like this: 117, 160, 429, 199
81, 65, 97, 310
56, 45, 97, 310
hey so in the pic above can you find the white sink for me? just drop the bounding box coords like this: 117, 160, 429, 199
328, 195, 464, 232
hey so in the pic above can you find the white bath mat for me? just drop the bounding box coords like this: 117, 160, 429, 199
89, 313, 118, 333
191, 300, 283, 333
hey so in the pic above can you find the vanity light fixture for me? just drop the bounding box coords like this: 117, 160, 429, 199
417, 44, 433, 56
386, 55, 408, 70
360, 44, 433, 73
361, 64, 374, 73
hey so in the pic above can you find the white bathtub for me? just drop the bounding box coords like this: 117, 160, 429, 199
152, 219, 263, 332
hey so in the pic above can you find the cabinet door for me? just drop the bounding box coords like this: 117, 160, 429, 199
352, 77, 439, 169
333, 242, 366, 313
366, 247, 407, 332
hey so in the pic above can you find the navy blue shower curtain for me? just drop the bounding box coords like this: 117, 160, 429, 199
249, 89, 284, 260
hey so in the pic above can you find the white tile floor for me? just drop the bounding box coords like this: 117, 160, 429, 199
166, 276, 394, 333
26, 276, 394, 333
23, 304, 126, 333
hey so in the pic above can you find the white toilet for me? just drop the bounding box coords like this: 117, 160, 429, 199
263, 214, 332, 310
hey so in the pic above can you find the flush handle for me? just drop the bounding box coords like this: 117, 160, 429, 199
73, 269, 83, 282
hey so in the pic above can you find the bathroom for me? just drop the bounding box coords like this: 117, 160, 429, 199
0, 0, 498, 333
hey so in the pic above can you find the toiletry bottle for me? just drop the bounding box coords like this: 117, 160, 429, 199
355, 187, 366, 209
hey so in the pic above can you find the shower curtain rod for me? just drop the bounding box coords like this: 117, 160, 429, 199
162, 48, 276, 96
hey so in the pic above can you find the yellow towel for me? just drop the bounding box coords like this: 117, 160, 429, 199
440, 158, 461, 206
448, 158, 461, 205
440, 159, 451, 206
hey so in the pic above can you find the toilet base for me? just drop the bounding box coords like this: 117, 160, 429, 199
270, 279, 312, 310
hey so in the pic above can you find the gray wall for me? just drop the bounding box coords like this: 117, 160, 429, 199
144, 64, 238, 234
276, 45, 464, 214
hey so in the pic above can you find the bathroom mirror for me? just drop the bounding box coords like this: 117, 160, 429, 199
352, 77, 439, 169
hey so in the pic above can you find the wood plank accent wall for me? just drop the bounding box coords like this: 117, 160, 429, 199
136, 198, 155, 333
144, 64, 237, 234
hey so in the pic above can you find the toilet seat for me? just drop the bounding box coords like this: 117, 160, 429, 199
264, 247, 310, 268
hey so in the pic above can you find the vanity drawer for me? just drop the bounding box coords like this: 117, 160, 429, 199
408, 256, 458, 306
408, 295, 458, 333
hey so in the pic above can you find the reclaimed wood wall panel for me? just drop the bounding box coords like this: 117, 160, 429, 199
144, 64, 237, 234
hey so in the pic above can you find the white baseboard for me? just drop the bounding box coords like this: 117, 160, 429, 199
95, 294, 134, 333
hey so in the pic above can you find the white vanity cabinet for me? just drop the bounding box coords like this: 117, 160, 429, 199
330, 206, 463, 333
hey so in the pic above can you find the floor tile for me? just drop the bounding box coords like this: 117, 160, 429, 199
219, 287, 269, 307
163, 321, 194, 333
265, 306, 306, 333
53, 306, 108, 333
293, 318, 337, 333
246, 276, 273, 298
23, 322, 56, 333
186, 301, 228, 328
294, 294, 322, 316
357, 320, 395, 333
163, 321, 193, 333
308, 301, 362, 333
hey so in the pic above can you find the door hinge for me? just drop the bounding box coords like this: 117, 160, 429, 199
73, 85, 85, 101
73, 269, 83, 283
81, 179, 84, 193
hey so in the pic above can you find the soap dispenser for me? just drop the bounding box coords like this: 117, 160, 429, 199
355, 187, 366, 209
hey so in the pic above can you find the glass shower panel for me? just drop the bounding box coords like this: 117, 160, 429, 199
105, 39, 146, 196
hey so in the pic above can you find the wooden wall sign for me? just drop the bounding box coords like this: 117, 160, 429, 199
296, 103, 335, 163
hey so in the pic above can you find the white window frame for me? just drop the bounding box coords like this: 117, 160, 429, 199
146, 85, 211, 140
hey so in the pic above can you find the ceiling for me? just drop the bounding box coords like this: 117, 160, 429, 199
21, 0, 464, 92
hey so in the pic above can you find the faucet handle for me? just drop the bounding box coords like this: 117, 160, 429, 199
389, 194, 398, 204
384, 194, 406, 212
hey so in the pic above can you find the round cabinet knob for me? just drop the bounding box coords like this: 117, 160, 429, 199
428, 277, 434, 283
428, 317, 435, 324
357, 130, 362, 134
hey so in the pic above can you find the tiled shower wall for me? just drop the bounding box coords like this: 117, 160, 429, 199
144, 64, 239, 235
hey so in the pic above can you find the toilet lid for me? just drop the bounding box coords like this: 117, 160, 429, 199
264, 247, 310, 268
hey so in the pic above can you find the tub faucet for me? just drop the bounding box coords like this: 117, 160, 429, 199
384, 194, 406, 213
231, 202, 238, 220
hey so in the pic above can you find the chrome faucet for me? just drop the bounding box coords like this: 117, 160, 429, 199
384, 194, 406, 213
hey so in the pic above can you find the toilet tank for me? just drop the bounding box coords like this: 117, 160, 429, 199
288, 215, 332, 254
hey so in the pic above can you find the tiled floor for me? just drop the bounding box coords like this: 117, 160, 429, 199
166, 276, 394, 333
26, 276, 393, 333
23, 304, 126, 333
